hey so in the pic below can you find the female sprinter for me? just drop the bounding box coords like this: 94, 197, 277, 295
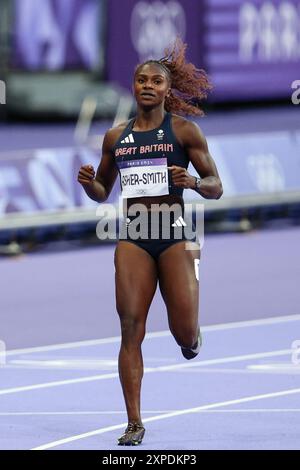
77, 39, 223, 446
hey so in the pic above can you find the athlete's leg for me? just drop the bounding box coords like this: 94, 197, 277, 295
157, 241, 200, 350
114, 241, 158, 424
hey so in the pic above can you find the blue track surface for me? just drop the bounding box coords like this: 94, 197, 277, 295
1, 226, 300, 449
1, 315, 300, 450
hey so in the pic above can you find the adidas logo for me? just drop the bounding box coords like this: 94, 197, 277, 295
172, 216, 187, 227
121, 133, 135, 144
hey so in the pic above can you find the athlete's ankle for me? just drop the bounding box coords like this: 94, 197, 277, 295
128, 418, 143, 426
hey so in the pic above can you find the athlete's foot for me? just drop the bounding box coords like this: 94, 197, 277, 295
117, 422, 145, 446
181, 330, 202, 360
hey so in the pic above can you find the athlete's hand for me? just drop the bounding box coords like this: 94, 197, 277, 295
77, 164, 96, 186
168, 166, 195, 189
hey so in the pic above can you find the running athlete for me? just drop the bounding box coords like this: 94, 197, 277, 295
77, 39, 223, 446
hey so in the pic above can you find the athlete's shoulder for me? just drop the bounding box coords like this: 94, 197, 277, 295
170, 113, 189, 126
170, 114, 204, 147
103, 119, 132, 148
171, 113, 202, 132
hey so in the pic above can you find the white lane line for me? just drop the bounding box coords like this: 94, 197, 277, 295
190, 409, 300, 413
248, 364, 300, 372
2, 409, 300, 417
175, 367, 300, 375
0, 372, 120, 396
5, 331, 169, 357
9, 359, 119, 369
0, 349, 292, 396
202, 313, 300, 331
6, 356, 174, 370
31, 387, 300, 450
0, 411, 173, 416
6, 313, 300, 357
149, 349, 293, 373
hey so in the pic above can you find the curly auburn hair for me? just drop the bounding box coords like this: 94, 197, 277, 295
134, 38, 212, 116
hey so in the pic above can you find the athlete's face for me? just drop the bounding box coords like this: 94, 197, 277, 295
134, 64, 171, 109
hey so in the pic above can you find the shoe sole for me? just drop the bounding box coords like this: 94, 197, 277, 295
118, 440, 142, 446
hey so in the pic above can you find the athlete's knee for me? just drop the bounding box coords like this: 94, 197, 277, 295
119, 315, 146, 345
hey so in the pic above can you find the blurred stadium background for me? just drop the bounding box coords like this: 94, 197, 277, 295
0, 0, 300, 348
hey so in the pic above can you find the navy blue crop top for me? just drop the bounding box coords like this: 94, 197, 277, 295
112, 113, 190, 198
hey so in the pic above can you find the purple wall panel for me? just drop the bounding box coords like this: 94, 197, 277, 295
106, 0, 203, 90
106, 0, 300, 100
204, 0, 300, 100
0, 147, 120, 215
13, 0, 102, 70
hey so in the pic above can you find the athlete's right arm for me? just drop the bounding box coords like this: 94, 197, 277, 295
77, 129, 119, 203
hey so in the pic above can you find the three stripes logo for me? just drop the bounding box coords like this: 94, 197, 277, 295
121, 133, 135, 144
172, 216, 187, 227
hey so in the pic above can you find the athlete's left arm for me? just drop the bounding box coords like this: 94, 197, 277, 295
170, 120, 223, 199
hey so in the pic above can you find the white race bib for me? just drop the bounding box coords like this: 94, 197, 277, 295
119, 158, 169, 198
